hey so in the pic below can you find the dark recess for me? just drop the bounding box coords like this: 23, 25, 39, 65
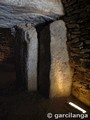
36, 23, 51, 98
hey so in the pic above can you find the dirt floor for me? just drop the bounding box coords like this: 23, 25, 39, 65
0, 90, 90, 120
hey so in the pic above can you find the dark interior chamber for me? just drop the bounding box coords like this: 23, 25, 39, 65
0, 28, 16, 94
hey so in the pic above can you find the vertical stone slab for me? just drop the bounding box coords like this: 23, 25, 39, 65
50, 20, 72, 97
16, 24, 38, 91
26, 25, 38, 91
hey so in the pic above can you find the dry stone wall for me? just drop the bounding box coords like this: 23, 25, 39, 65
62, 0, 90, 106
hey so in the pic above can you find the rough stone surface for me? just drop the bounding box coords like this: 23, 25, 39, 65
0, 0, 64, 15
72, 81, 90, 106
16, 24, 38, 91
0, 4, 56, 27
0, 0, 64, 27
26, 26, 38, 91
62, 0, 90, 106
50, 20, 72, 98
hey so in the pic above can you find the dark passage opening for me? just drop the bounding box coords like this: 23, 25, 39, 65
36, 24, 51, 98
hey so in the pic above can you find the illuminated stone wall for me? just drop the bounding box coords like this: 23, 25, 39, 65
50, 20, 72, 97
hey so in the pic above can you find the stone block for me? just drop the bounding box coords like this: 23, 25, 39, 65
50, 20, 73, 97
0, 0, 64, 15
16, 24, 38, 91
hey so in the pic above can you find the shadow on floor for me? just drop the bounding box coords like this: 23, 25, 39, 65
0, 91, 89, 120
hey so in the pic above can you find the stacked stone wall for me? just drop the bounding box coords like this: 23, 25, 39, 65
62, 0, 90, 106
